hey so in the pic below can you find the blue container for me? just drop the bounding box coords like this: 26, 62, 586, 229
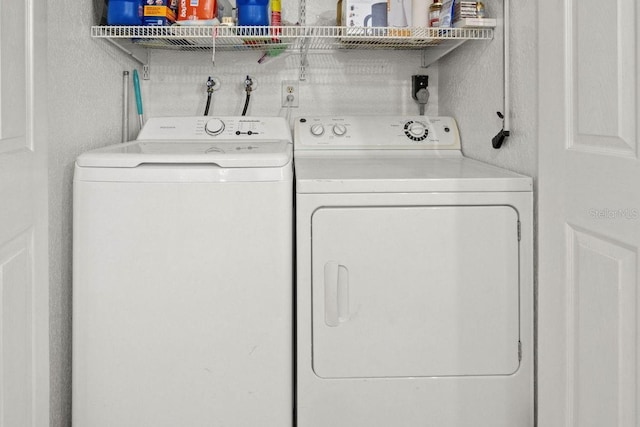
108, 0, 143, 25
237, 0, 269, 26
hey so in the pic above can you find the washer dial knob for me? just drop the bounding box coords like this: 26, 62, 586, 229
332, 124, 347, 136
205, 118, 225, 136
310, 124, 325, 136
403, 120, 429, 141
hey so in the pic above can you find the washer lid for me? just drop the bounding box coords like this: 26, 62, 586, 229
76, 140, 292, 168
295, 154, 532, 193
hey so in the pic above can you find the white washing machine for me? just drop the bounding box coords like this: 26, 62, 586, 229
73, 117, 293, 427
294, 116, 533, 427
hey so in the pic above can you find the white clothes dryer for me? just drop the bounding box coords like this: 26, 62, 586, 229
294, 116, 533, 427
73, 117, 293, 427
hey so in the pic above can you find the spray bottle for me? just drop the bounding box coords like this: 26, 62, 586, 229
271, 0, 282, 36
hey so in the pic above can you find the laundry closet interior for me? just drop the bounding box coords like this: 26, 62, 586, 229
45, 0, 540, 425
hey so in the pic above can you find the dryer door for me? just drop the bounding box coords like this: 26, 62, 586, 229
311, 205, 520, 378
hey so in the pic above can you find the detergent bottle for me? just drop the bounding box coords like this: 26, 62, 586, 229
237, 0, 270, 26
107, 0, 143, 25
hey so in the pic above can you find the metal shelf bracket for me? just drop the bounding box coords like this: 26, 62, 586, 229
103, 37, 147, 67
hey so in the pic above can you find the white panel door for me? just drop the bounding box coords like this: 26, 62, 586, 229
0, 0, 49, 426
311, 205, 521, 378
539, 0, 640, 426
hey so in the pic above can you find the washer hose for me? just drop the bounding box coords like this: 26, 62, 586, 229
241, 92, 251, 116
242, 75, 254, 116
204, 77, 215, 116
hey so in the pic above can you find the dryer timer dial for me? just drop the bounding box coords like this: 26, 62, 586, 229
403, 121, 429, 141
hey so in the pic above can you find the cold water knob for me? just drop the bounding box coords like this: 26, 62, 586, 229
205, 118, 225, 136
332, 124, 347, 136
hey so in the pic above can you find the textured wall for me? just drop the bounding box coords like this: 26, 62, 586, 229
140, 0, 439, 120
439, 0, 538, 178
46, 0, 535, 426
142, 49, 439, 120
47, 1, 139, 425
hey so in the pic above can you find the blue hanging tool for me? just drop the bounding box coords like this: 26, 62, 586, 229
133, 69, 144, 129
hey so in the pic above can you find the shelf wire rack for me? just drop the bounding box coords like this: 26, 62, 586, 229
91, 25, 494, 51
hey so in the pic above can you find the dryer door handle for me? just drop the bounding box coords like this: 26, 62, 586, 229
324, 261, 350, 327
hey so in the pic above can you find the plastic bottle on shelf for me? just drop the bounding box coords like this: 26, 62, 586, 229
107, 0, 143, 25
428, 0, 442, 27
271, 0, 282, 35
237, 0, 270, 26
411, 0, 431, 28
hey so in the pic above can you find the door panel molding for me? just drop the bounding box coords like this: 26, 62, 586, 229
565, 225, 637, 427
0, 230, 34, 427
567, 0, 637, 158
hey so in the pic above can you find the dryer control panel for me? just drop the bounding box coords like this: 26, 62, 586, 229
294, 116, 461, 150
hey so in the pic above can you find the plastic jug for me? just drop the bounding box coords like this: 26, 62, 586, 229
237, 0, 270, 26
108, 0, 143, 25
364, 2, 387, 27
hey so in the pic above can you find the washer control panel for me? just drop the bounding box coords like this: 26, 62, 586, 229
137, 116, 292, 142
294, 116, 460, 150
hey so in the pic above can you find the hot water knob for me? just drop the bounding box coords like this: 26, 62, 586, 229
332, 124, 347, 136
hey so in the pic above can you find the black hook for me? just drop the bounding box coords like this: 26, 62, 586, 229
492, 129, 510, 149
492, 112, 509, 149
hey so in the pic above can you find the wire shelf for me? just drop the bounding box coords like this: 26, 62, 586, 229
91, 25, 494, 51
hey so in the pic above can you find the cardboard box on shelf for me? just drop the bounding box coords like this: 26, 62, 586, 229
143, 0, 177, 25
177, 0, 216, 22
453, 17, 496, 28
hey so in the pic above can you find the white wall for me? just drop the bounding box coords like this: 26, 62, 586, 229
46, 0, 536, 425
439, 0, 538, 178
47, 1, 139, 424
143, 49, 438, 119
141, 0, 438, 120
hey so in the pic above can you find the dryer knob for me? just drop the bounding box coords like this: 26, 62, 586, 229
332, 124, 347, 136
407, 121, 426, 137
310, 124, 325, 136
205, 118, 225, 136
403, 120, 429, 141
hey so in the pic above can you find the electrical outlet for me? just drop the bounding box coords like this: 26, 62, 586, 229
281, 80, 299, 107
